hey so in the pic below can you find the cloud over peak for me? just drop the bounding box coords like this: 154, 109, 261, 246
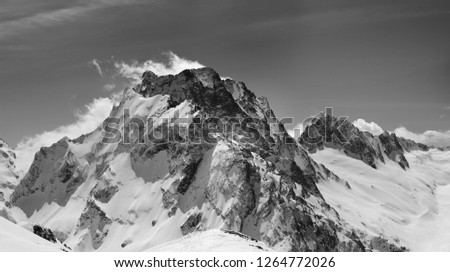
352, 118, 384, 135
14, 95, 119, 174
114, 52, 204, 84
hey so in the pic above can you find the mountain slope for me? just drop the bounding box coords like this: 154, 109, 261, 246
0, 138, 19, 221
311, 148, 450, 251
9, 67, 447, 252
147, 229, 271, 252
9, 67, 380, 252
0, 217, 61, 251
299, 112, 450, 251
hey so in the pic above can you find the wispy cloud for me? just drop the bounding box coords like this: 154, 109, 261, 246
352, 118, 450, 147
0, 0, 142, 40
15, 94, 120, 174
114, 51, 204, 84
89, 58, 104, 77
394, 127, 450, 148
104, 83, 116, 92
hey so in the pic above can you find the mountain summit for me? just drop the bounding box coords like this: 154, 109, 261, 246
4, 67, 450, 251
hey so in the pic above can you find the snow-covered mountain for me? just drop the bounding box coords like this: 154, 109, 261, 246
2, 67, 450, 251
0, 138, 19, 221
299, 112, 450, 251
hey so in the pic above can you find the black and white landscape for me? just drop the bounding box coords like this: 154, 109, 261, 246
0, 0, 449, 252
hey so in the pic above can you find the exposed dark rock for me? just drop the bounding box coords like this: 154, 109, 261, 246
180, 212, 202, 235
299, 112, 410, 170
33, 225, 57, 243
75, 200, 112, 249
369, 237, 408, 252
177, 159, 202, 194
378, 132, 409, 170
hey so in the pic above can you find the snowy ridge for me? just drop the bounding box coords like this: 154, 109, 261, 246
8, 68, 369, 251
3, 67, 450, 251
299, 113, 412, 170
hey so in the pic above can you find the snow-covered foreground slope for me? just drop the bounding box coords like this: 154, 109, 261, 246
147, 229, 271, 252
0, 217, 61, 251
311, 148, 450, 251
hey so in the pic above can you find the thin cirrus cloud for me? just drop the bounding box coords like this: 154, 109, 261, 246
0, 0, 143, 40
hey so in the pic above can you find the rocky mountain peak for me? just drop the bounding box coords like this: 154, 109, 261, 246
135, 67, 242, 117
299, 112, 410, 169
8, 66, 411, 252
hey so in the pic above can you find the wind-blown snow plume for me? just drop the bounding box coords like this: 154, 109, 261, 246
114, 52, 204, 84
15, 96, 119, 174
352, 118, 384, 135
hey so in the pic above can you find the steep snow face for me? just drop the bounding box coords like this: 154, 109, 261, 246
0, 138, 19, 221
10, 68, 374, 252
311, 148, 450, 251
147, 229, 271, 252
0, 217, 61, 251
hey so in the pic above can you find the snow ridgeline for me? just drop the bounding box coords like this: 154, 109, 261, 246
1, 67, 449, 251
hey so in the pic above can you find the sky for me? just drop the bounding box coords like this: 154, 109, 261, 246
1, 0, 450, 153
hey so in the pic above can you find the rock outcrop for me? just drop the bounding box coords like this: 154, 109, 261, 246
0, 138, 19, 221
299, 112, 410, 169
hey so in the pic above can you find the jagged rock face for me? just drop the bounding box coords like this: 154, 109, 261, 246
378, 132, 409, 169
11, 138, 87, 217
33, 224, 57, 243
0, 138, 19, 221
137, 68, 242, 118
11, 67, 403, 251
299, 113, 409, 170
398, 137, 430, 152
0, 138, 18, 192
72, 200, 112, 250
